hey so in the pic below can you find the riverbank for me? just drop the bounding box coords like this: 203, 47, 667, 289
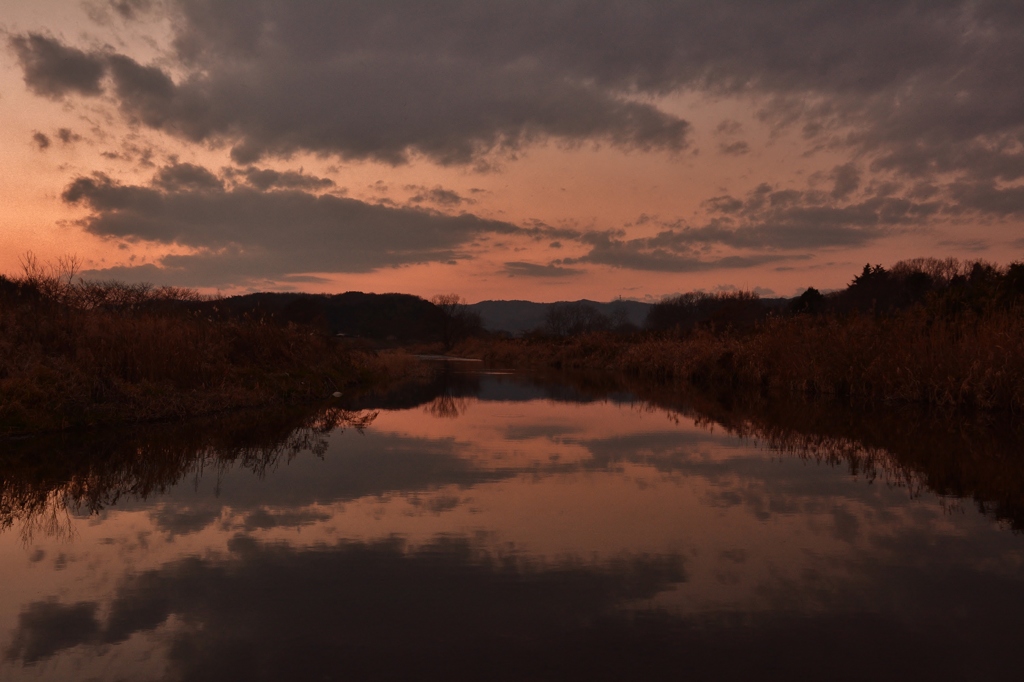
457, 301, 1024, 421
0, 266, 430, 436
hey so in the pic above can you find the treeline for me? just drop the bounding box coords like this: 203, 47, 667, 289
646, 257, 1024, 334
0, 257, 422, 435
525, 257, 1024, 339
538, 300, 640, 336
465, 257, 1024, 421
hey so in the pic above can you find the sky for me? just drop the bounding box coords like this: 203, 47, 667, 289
1, 0, 1023, 302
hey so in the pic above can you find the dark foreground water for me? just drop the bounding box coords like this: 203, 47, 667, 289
2, 368, 1023, 681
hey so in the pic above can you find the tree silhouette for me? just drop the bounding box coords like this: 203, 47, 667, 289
431, 294, 480, 350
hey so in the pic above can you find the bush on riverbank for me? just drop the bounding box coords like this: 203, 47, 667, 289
0, 257, 412, 436
462, 258, 1024, 420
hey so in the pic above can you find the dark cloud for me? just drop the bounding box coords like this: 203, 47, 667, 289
4, 600, 100, 664
66, 164, 531, 285
31, 132, 51, 150
8, 33, 106, 99
63, 158, 946, 284
691, 182, 943, 248
719, 140, 750, 156
716, 119, 743, 136
12, 529, 1024, 679
948, 180, 1024, 217
13, 3, 699, 166
11, 2, 1024, 194
9, 1, 1024, 282
151, 506, 222, 536
55, 127, 81, 145
240, 507, 331, 531
568, 232, 799, 273
110, 0, 153, 20
407, 186, 472, 207
703, 196, 744, 214
503, 261, 584, 278
568, 176, 946, 272
4, 536, 687, 677
229, 167, 336, 192
830, 163, 861, 200
153, 162, 224, 192
937, 238, 990, 253
26, 3, 1024, 176
106, 53, 178, 129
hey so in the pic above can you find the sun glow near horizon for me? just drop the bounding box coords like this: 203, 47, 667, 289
2, 1, 1022, 302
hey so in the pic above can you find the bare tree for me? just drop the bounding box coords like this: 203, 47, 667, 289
543, 302, 610, 336
431, 293, 480, 350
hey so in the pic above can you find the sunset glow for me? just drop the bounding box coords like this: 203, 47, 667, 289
3, 1, 1022, 301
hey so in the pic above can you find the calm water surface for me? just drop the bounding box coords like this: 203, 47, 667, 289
2, 370, 1023, 680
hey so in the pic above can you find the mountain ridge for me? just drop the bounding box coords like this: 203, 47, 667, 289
467, 299, 652, 335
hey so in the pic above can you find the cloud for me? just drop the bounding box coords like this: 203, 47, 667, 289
153, 162, 224, 192
4, 600, 100, 664
10, 2, 1024, 220
240, 507, 332, 531
10, 0, 1024, 282
228, 167, 336, 192
693, 182, 943, 248
56, 128, 82, 145
148, 0, 1023, 186
32, 132, 51, 150
568, 232, 799, 273
830, 163, 861, 200
948, 180, 1024, 217
105, 53, 179, 128
151, 506, 222, 536
716, 119, 743, 136
8, 33, 106, 99
406, 185, 473, 207
568, 176, 946, 272
719, 140, 750, 156
937, 238, 990, 253
110, 0, 153, 20
9, 2, 1024, 190
64, 164, 531, 285
503, 261, 583, 278
59, 160, 890, 284
4, 536, 686, 677
12, 2, 697, 167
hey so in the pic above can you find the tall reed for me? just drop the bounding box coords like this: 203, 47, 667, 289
464, 286, 1024, 420
0, 258, 391, 434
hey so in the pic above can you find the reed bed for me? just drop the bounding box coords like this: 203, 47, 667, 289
464, 302, 1024, 420
0, 260, 407, 435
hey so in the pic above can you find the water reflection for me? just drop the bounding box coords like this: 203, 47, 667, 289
2, 369, 1024, 680
0, 407, 375, 544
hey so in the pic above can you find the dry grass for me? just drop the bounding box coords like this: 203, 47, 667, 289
0, 259, 411, 435
461, 302, 1024, 420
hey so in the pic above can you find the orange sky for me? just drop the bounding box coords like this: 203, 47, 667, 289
2, 1, 1023, 301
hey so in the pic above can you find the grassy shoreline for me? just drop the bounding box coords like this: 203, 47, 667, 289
0, 263, 430, 437
5, 255, 1023, 434
456, 258, 1024, 421
458, 303, 1024, 421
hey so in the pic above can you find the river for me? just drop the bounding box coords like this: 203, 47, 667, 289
1, 366, 1023, 680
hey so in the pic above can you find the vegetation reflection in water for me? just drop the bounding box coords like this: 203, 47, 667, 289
1, 369, 1024, 681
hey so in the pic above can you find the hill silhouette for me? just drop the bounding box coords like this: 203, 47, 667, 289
222, 291, 445, 343
468, 299, 651, 336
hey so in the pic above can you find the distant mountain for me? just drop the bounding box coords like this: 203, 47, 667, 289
468, 299, 652, 335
